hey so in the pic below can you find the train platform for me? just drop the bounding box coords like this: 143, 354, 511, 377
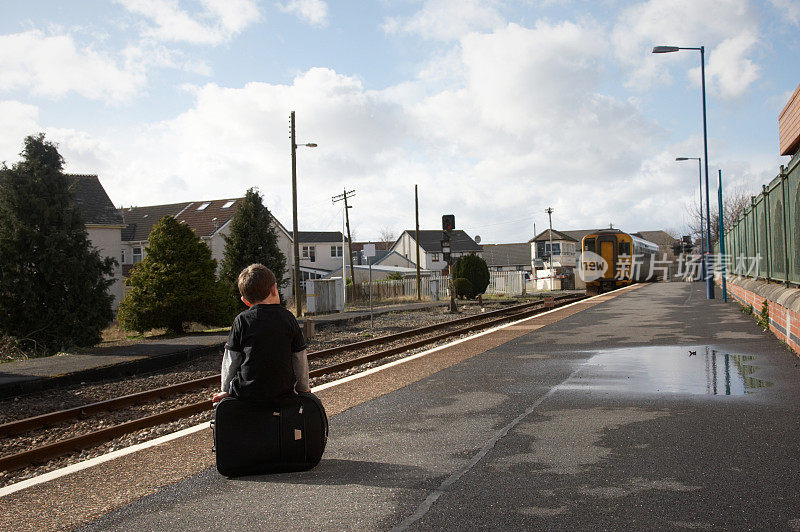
4, 282, 800, 530
0, 299, 462, 398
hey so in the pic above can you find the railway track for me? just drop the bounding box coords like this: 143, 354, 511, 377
0, 294, 583, 473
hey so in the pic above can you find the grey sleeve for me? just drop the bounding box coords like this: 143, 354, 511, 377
292, 349, 310, 393
220, 347, 244, 393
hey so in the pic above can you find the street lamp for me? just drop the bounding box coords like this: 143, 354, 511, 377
653, 45, 715, 299
290, 110, 317, 318
676, 157, 705, 277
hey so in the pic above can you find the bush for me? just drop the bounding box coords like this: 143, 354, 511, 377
757, 300, 770, 330
454, 277, 474, 299
0, 134, 115, 354
453, 254, 490, 297
385, 271, 404, 281
118, 216, 238, 335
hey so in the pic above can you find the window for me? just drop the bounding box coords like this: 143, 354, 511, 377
197, 202, 210, 211
133, 247, 142, 263
302, 245, 315, 262
584, 238, 596, 253
619, 242, 631, 256
330, 245, 343, 258
121, 250, 126, 264
430, 253, 441, 262
550, 243, 561, 255
222, 200, 235, 209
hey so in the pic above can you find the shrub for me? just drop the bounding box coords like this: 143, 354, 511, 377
385, 271, 404, 281
453, 254, 490, 297
118, 216, 238, 335
454, 277, 474, 299
0, 134, 115, 354
757, 300, 770, 330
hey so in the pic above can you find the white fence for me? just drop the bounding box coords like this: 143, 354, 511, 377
485, 271, 528, 297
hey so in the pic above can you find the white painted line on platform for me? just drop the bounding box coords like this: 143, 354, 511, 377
0, 286, 634, 498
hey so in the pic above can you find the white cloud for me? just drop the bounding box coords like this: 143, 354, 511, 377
383, 0, 504, 41
0, 101, 41, 163
116, 0, 262, 45
0, 31, 147, 102
769, 0, 800, 26
612, 0, 762, 99
278, 0, 329, 27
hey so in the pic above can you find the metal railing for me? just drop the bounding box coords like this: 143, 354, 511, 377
716, 152, 799, 285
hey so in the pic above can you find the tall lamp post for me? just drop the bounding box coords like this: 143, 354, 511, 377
653, 45, 715, 299
676, 157, 705, 277
290, 110, 317, 317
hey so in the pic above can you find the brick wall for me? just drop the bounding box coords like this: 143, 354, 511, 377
723, 281, 800, 354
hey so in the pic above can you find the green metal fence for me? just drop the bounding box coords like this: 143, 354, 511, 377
717, 152, 799, 285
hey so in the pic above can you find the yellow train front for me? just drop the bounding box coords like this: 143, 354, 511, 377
580, 230, 659, 294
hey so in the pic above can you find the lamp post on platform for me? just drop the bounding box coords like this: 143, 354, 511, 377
654, 45, 715, 299
676, 157, 705, 277
290, 110, 317, 317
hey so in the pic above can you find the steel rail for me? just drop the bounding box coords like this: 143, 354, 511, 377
0, 294, 584, 472
0, 297, 569, 438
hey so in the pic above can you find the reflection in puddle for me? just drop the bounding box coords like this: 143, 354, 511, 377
561, 346, 772, 395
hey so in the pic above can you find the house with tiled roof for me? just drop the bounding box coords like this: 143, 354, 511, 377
390, 230, 482, 275
68, 175, 126, 308
120, 198, 294, 298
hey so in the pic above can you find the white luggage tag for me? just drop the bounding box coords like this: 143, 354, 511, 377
294, 429, 303, 440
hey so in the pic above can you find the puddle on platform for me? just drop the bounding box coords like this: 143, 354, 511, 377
561, 346, 772, 395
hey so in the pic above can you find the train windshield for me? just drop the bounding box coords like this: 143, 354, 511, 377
584, 238, 596, 253
619, 241, 631, 255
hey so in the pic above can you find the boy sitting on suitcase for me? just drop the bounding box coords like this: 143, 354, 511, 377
212, 264, 309, 404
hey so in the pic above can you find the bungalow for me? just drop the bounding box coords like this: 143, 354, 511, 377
482, 243, 532, 273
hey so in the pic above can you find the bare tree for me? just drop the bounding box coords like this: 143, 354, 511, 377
686, 185, 751, 247
378, 226, 397, 246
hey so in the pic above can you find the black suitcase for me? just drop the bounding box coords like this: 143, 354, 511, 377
212, 392, 328, 477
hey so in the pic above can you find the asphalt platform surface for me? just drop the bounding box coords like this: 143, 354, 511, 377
67, 282, 800, 529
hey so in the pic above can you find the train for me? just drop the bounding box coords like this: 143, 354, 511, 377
580, 229, 660, 294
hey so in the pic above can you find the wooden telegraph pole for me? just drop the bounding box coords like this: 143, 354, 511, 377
415, 185, 421, 300
332, 189, 357, 289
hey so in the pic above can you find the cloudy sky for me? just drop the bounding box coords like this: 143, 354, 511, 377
1, 0, 797, 243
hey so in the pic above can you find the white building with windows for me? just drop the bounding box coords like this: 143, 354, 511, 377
295, 231, 351, 284
390, 230, 482, 275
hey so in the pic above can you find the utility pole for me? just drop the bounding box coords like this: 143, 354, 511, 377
332, 189, 357, 290
289, 111, 317, 317
545, 207, 554, 289
415, 185, 421, 300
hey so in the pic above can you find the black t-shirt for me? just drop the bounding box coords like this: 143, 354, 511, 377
225, 304, 307, 401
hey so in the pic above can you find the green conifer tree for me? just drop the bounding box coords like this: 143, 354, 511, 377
117, 216, 236, 334
220, 188, 287, 297
0, 134, 115, 352
453, 254, 490, 298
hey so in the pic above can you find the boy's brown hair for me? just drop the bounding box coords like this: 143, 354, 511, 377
237, 264, 276, 302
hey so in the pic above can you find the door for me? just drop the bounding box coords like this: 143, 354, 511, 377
599, 238, 616, 279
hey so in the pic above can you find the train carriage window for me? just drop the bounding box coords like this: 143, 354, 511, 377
584, 238, 595, 252
619, 241, 631, 255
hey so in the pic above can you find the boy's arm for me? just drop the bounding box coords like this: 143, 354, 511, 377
220, 347, 244, 393
292, 349, 310, 393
